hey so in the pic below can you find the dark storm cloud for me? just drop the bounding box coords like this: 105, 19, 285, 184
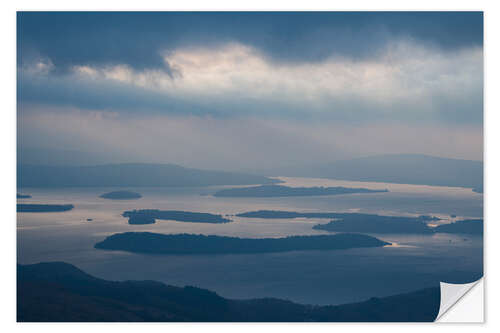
17, 11, 483, 70
17, 70, 201, 114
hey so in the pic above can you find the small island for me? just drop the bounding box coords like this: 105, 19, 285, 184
214, 185, 388, 198
99, 191, 142, 200
433, 219, 483, 235
95, 232, 390, 254
17, 204, 74, 212
122, 209, 232, 225
236, 210, 354, 219
17, 193, 32, 199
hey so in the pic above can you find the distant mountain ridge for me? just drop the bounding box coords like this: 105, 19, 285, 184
17, 163, 278, 188
265, 154, 483, 190
17, 154, 483, 190
18, 147, 122, 166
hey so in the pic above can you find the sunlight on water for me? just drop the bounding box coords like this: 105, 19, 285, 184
383, 242, 418, 248
17, 177, 483, 305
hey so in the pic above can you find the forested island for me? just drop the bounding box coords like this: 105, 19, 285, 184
17, 204, 74, 212
214, 185, 388, 198
236, 210, 437, 234
17, 193, 32, 199
122, 209, 232, 225
99, 191, 142, 200
236, 210, 438, 221
237, 209, 481, 235
433, 219, 483, 235
18, 261, 439, 322
94, 232, 389, 254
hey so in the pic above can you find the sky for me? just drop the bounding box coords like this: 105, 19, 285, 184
17, 12, 484, 170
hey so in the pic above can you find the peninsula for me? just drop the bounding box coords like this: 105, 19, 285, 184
237, 210, 438, 221
94, 232, 389, 254
433, 219, 483, 235
214, 185, 388, 198
312, 216, 434, 234
267, 154, 483, 191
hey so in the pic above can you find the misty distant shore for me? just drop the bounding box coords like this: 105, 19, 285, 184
259, 154, 483, 191
17, 163, 279, 188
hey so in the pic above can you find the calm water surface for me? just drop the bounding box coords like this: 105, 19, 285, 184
17, 177, 483, 305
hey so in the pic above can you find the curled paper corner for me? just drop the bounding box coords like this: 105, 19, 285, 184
435, 278, 484, 322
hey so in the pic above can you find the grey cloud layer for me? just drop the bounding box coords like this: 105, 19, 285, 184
17, 12, 483, 166
18, 12, 483, 70
18, 41, 483, 125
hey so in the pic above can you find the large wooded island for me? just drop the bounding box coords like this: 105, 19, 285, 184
95, 232, 390, 254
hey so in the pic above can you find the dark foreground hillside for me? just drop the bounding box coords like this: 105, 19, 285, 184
18, 262, 440, 322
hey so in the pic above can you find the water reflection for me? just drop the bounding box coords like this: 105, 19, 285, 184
17, 177, 483, 305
